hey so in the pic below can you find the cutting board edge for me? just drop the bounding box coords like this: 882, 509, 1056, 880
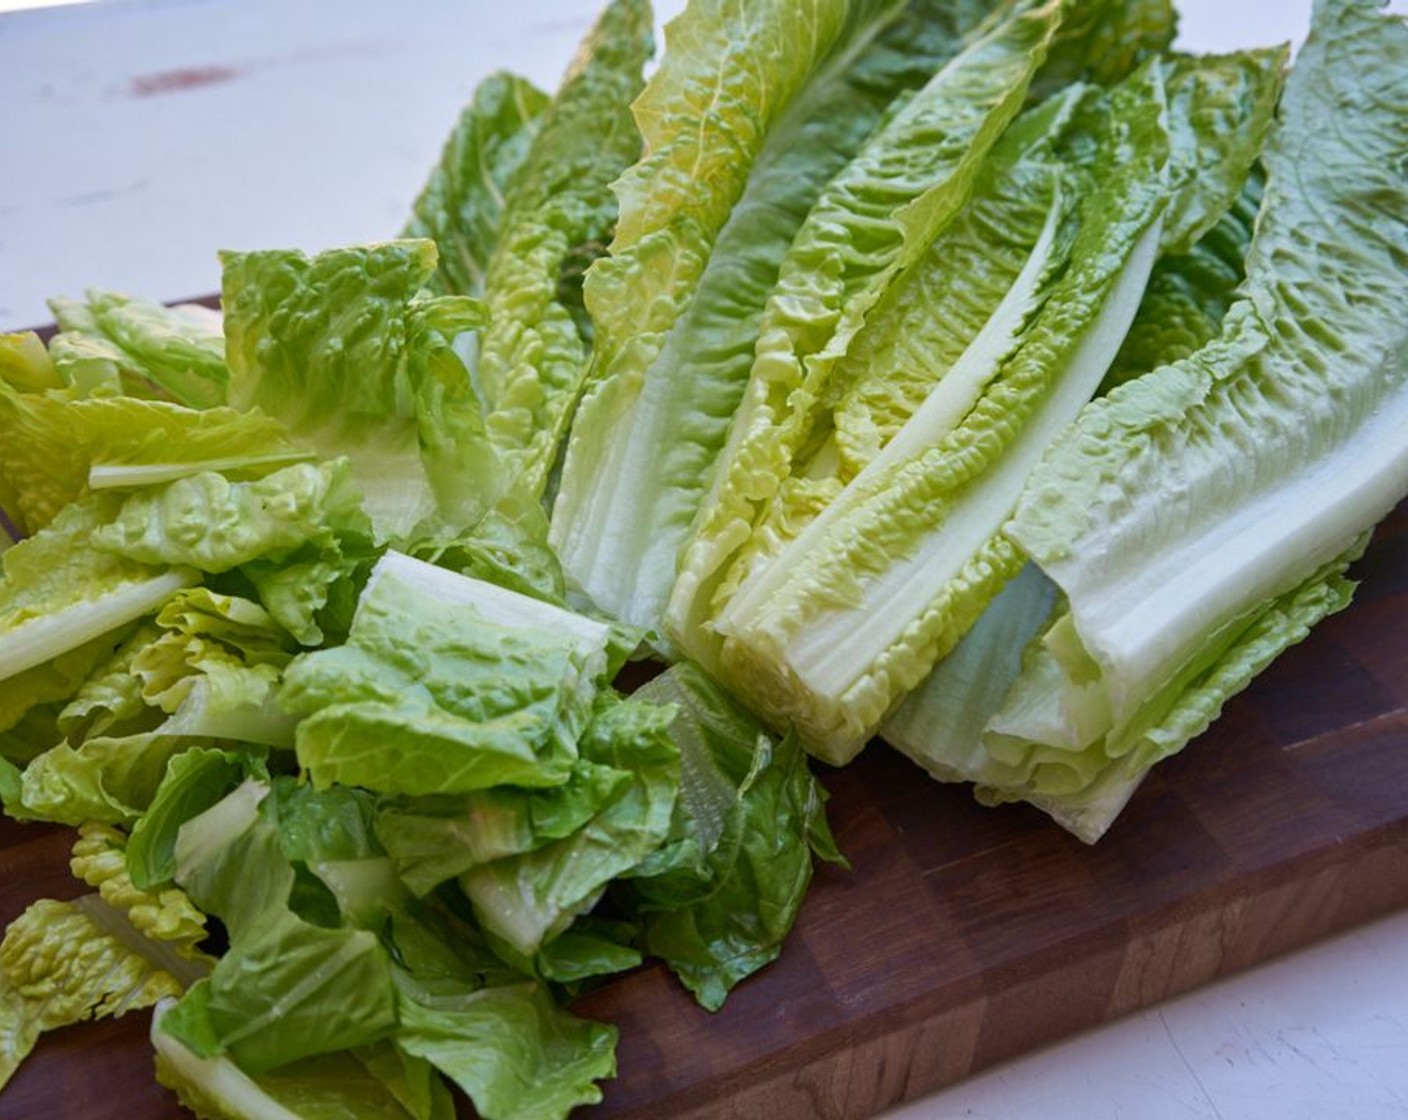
595, 816, 1408, 1120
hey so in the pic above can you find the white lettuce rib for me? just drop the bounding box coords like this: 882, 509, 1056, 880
1050, 361, 1408, 723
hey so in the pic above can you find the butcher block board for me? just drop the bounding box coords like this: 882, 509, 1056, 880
2, 500, 1405, 1119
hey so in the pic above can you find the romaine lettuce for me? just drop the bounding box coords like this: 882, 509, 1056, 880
891, 0, 1408, 839
476, 0, 653, 499
548, 0, 998, 637
46, 292, 227, 408
281, 552, 617, 795
402, 74, 552, 299
221, 241, 494, 541
665, 0, 1067, 670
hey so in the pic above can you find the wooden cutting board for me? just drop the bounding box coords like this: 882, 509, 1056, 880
3, 501, 1405, 1119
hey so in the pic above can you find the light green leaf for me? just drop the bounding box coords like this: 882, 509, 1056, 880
0, 376, 309, 537
281, 552, 614, 795
221, 241, 494, 541
159, 916, 396, 1073
153, 1014, 456, 1120
0, 331, 59, 393
0, 494, 198, 684
709, 59, 1172, 762
376, 760, 631, 897
829, 83, 1083, 476
92, 459, 367, 576
976, 0, 1408, 838
1, 891, 195, 1090
2, 629, 130, 746
456, 692, 678, 958
478, 0, 653, 498
47, 291, 227, 407
128, 747, 268, 890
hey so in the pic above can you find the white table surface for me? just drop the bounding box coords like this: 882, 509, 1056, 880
2, 2, 1406, 1118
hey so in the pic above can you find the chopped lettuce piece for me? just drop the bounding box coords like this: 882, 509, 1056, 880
618, 664, 842, 1010
402, 485, 567, 607
0, 375, 309, 537
221, 241, 495, 541
1, 895, 186, 1090
160, 780, 398, 1070
396, 982, 616, 1120
1, 630, 127, 747
1, 824, 210, 1090
281, 552, 615, 795
128, 747, 269, 890
68, 822, 211, 961
46, 291, 227, 407
92, 460, 367, 576
153, 1012, 456, 1120
0, 331, 59, 394
16, 586, 295, 826
456, 692, 678, 959
0, 494, 198, 684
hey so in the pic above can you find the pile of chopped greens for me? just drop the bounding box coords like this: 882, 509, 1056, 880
1, 0, 1404, 1115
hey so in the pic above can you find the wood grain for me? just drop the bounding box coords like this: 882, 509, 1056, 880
3, 501, 1405, 1120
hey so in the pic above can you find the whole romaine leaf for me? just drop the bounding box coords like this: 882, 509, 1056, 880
476, 0, 653, 498
904, 0, 1408, 841
827, 85, 1083, 475
707, 56, 1172, 762
1026, 0, 1175, 103
403, 72, 552, 299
